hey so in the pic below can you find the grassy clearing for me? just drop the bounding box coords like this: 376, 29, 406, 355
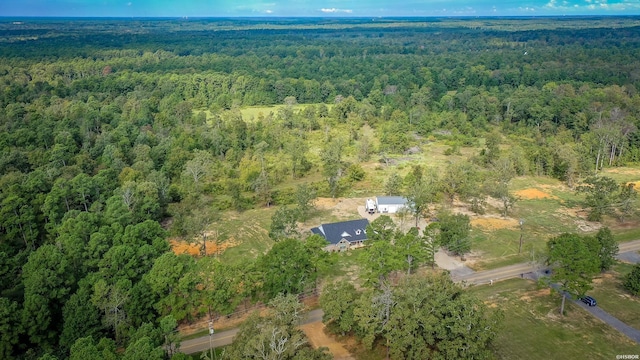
217, 207, 276, 265
616, 227, 640, 243
319, 248, 364, 280
589, 262, 640, 330
471, 196, 583, 270
468, 279, 639, 359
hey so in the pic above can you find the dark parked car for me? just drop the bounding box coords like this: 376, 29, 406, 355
581, 295, 597, 307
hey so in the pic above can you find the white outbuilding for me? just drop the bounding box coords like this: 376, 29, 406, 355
375, 196, 408, 214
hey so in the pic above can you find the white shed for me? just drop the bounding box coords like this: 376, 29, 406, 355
375, 196, 408, 214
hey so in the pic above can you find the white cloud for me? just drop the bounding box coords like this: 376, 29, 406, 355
127, 2, 132, 6
320, 8, 353, 13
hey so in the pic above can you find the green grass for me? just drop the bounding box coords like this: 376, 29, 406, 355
589, 262, 640, 330
217, 207, 276, 265
468, 278, 639, 359
183, 347, 227, 359
615, 227, 640, 243
319, 249, 364, 279
471, 196, 583, 270
601, 166, 640, 184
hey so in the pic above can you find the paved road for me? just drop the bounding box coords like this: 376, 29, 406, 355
453, 239, 640, 285
180, 240, 640, 354
550, 282, 640, 345
179, 309, 324, 354
451, 261, 539, 285
573, 298, 640, 344
618, 239, 640, 254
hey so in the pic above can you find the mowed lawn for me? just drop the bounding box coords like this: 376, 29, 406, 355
469, 279, 639, 359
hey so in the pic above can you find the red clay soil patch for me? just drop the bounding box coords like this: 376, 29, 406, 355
471, 218, 519, 231
169, 237, 238, 257
514, 188, 557, 200
300, 322, 354, 360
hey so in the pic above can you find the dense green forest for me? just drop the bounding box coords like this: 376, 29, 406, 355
1, 17, 640, 359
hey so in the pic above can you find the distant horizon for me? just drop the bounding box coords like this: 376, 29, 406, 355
2, 0, 640, 18
2, 14, 640, 19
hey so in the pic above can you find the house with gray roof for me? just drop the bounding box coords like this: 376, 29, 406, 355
311, 218, 370, 252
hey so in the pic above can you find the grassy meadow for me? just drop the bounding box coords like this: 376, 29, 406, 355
468, 278, 640, 359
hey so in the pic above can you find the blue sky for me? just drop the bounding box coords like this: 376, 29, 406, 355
1, 0, 640, 17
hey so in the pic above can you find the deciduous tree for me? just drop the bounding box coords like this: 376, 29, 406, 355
258, 239, 315, 299
546, 233, 600, 315
320, 281, 358, 335
438, 212, 471, 257
624, 264, 640, 296
577, 175, 618, 221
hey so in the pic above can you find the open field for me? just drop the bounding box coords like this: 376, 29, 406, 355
590, 263, 640, 330
468, 279, 639, 359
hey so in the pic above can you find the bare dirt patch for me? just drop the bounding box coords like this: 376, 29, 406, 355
315, 197, 368, 219
592, 273, 615, 285
169, 237, 239, 257
555, 207, 603, 232
315, 197, 341, 209
515, 188, 557, 200
471, 218, 520, 231
300, 322, 354, 360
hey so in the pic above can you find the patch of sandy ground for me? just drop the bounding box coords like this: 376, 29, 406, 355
555, 207, 602, 232
316, 197, 365, 219
434, 250, 468, 271
471, 217, 520, 231
514, 188, 558, 200
300, 322, 355, 360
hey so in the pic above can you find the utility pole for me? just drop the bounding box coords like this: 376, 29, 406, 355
208, 321, 216, 360
518, 219, 524, 254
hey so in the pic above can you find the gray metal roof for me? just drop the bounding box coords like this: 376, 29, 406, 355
311, 219, 370, 245
376, 196, 408, 206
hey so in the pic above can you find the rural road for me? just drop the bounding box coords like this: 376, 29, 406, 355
452, 239, 640, 285
451, 261, 540, 285
179, 309, 324, 354
550, 283, 640, 345
180, 239, 640, 354
573, 297, 640, 344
